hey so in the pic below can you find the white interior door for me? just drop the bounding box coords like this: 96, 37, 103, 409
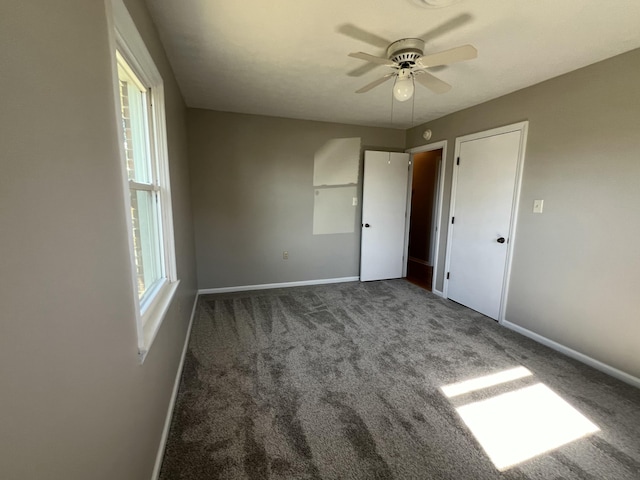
360, 151, 410, 281
446, 127, 525, 319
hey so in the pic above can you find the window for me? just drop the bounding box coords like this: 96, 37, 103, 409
117, 56, 164, 302
109, 0, 179, 361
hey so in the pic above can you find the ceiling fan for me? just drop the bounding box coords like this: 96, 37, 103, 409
349, 39, 477, 101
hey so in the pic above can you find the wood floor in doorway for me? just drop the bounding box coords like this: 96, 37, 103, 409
407, 259, 433, 291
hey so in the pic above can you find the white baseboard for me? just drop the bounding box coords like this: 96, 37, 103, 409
502, 319, 640, 389
431, 289, 445, 298
151, 292, 199, 480
198, 276, 360, 295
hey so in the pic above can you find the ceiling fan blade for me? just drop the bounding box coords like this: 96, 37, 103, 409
414, 71, 452, 94
348, 63, 380, 77
355, 74, 395, 93
348, 52, 395, 66
419, 13, 473, 44
338, 24, 391, 49
417, 45, 477, 68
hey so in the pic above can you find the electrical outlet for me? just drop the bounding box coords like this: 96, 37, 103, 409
283, 251, 288, 260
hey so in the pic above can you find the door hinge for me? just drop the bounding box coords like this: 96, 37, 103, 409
451, 217, 455, 224
457, 157, 460, 166
447, 272, 450, 279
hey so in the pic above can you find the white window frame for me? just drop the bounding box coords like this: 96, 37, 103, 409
107, 0, 179, 362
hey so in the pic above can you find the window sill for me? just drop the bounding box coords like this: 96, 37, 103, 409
138, 279, 180, 363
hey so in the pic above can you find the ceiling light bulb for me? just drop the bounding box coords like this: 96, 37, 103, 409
393, 70, 414, 102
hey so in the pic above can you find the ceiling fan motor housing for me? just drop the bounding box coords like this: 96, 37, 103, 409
387, 38, 425, 67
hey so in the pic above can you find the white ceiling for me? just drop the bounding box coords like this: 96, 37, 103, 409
146, 0, 640, 129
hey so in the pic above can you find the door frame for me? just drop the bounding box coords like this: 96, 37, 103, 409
403, 140, 448, 294
443, 121, 529, 323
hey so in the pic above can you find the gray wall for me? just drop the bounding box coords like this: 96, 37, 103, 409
188, 109, 405, 288
0, 1, 197, 479
406, 48, 640, 378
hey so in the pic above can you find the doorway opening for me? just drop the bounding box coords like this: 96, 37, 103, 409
406, 148, 442, 291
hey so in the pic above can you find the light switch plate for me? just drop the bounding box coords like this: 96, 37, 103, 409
533, 199, 544, 213
352, 197, 358, 206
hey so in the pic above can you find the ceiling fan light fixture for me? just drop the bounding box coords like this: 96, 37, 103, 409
393, 69, 414, 102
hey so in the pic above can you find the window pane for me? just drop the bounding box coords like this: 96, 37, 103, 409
117, 66, 152, 184
130, 188, 163, 300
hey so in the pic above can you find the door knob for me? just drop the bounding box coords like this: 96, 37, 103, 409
497, 237, 505, 244
364, 223, 371, 228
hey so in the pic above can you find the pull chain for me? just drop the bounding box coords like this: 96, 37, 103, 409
411, 75, 416, 129
390, 87, 395, 125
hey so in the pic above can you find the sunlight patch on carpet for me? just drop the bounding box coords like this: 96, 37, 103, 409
441, 366, 533, 398
454, 382, 599, 470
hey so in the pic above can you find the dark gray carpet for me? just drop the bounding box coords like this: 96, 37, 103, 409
160, 280, 640, 479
